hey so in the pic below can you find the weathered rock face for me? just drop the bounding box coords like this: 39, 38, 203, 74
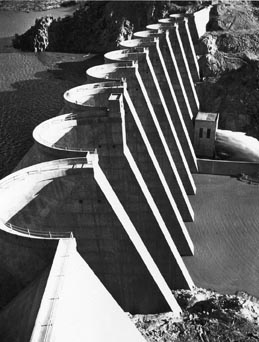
49, 1, 188, 53
33, 16, 53, 52
197, 59, 259, 135
197, 0, 259, 137
13, 16, 53, 52
131, 287, 259, 342
207, 0, 258, 31
11, 1, 207, 53
198, 30, 259, 79
0, 0, 71, 11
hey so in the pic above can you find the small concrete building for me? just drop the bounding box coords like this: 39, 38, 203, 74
194, 112, 219, 158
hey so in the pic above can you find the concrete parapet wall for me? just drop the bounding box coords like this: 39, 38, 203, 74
33, 113, 106, 158
63, 82, 123, 112
33, 85, 125, 160
198, 158, 259, 176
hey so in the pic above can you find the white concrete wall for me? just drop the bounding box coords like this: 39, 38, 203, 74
194, 6, 212, 39
31, 239, 147, 342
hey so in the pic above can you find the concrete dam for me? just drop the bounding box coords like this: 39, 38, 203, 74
1, 6, 259, 341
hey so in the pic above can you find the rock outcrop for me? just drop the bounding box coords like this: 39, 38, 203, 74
13, 16, 53, 52
197, 0, 259, 137
12, 1, 207, 53
33, 16, 53, 52
0, 0, 76, 11
11, 0, 259, 137
131, 287, 259, 342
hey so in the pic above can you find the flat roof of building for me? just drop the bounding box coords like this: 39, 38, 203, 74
196, 112, 218, 122
184, 173, 259, 297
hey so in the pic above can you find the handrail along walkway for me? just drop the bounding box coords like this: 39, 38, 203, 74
0, 154, 99, 239
6, 222, 73, 239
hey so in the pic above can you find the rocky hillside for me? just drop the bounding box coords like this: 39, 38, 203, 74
197, 0, 259, 137
0, 0, 78, 11
11, 0, 259, 137
12, 1, 207, 53
131, 288, 259, 342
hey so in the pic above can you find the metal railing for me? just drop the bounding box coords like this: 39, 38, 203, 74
50, 143, 97, 153
0, 156, 97, 189
43, 240, 72, 340
0, 167, 65, 188
33, 113, 101, 153
5, 222, 73, 239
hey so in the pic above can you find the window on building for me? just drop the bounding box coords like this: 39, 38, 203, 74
207, 129, 211, 139
199, 128, 203, 138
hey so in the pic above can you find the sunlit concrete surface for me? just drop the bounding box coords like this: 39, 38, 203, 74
0, 155, 190, 313
114, 41, 198, 175
133, 29, 194, 134
146, 22, 199, 114
0, 157, 93, 234
63, 81, 123, 111
87, 62, 194, 221
31, 239, 153, 342
159, 16, 200, 82
0, 5, 219, 323
104, 48, 196, 192
184, 173, 259, 297
34, 86, 195, 257
185, 6, 212, 42
33, 113, 103, 156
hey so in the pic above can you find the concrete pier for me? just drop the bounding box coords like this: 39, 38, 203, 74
105, 48, 197, 190
161, 15, 200, 82
119, 39, 197, 175
146, 23, 199, 114
34, 83, 194, 254
133, 30, 194, 136
87, 62, 194, 221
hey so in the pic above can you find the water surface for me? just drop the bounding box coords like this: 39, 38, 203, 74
0, 5, 86, 179
0, 5, 79, 38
